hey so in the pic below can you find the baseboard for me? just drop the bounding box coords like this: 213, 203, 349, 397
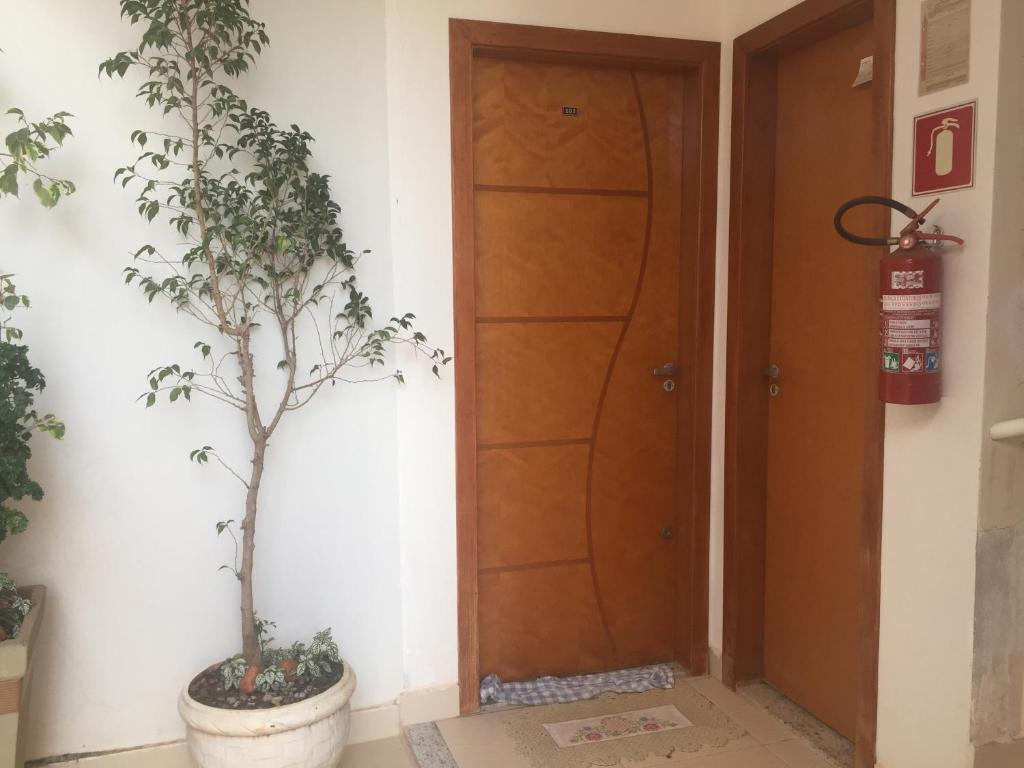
348, 700, 402, 744
31, 683, 461, 766
707, 647, 723, 681
399, 683, 461, 726
27, 741, 188, 767
349, 682, 460, 742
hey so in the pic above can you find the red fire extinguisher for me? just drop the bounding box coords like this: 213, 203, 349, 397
834, 196, 964, 405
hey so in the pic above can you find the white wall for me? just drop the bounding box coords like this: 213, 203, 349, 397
1, 0, 406, 758
877, 2, 1004, 767
0, 0, 1010, 764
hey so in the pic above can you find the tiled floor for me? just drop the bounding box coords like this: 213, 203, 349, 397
341, 677, 839, 768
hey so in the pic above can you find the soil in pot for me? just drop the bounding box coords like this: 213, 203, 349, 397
188, 660, 344, 710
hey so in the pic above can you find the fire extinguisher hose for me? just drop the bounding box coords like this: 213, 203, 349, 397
834, 195, 965, 248
833, 196, 919, 246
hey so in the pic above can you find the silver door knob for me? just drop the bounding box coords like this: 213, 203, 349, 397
652, 363, 678, 377
762, 364, 781, 379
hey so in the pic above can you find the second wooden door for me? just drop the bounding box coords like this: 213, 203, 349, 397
763, 19, 877, 739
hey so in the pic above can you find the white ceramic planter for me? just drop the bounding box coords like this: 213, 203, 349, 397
178, 660, 356, 768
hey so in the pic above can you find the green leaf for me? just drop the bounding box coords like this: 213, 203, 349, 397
0, 165, 19, 197
32, 179, 56, 208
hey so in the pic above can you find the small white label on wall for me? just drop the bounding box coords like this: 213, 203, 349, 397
852, 55, 874, 87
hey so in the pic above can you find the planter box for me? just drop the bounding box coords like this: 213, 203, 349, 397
0, 585, 45, 768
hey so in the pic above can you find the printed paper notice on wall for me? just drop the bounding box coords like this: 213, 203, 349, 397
912, 101, 976, 196
919, 0, 971, 96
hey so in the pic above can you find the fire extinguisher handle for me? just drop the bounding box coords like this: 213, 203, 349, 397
834, 196, 920, 246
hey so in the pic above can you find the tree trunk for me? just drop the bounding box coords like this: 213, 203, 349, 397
240, 436, 267, 667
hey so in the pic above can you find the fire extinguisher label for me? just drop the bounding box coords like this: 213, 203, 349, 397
881, 292, 941, 311
880, 287, 941, 376
891, 270, 925, 289
884, 318, 934, 346
901, 350, 925, 372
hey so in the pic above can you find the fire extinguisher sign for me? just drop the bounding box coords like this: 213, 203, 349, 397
912, 100, 976, 196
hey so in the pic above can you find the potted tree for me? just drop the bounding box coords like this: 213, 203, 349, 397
101, 3, 448, 766
0, 93, 72, 768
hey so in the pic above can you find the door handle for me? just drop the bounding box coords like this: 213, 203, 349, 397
652, 363, 678, 377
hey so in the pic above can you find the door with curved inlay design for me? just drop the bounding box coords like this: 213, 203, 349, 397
472, 56, 690, 681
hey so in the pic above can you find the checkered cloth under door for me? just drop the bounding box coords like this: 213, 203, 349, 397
479, 664, 675, 706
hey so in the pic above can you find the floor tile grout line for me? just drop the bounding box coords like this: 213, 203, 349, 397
767, 738, 846, 768
684, 677, 801, 746
735, 682, 853, 767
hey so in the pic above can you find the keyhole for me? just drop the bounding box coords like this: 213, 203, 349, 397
663, 380, 675, 392
769, 382, 780, 397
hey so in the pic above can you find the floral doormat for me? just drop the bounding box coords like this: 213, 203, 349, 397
504, 683, 745, 768
542, 704, 693, 748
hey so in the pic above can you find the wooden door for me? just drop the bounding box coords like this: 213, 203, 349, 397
471, 56, 689, 682
762, 19, 877, 739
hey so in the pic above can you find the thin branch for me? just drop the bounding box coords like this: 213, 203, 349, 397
209, 450, 249, 488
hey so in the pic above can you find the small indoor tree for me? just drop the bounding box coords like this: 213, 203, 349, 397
0, 69, 71, 639
101, 0, 447, 701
